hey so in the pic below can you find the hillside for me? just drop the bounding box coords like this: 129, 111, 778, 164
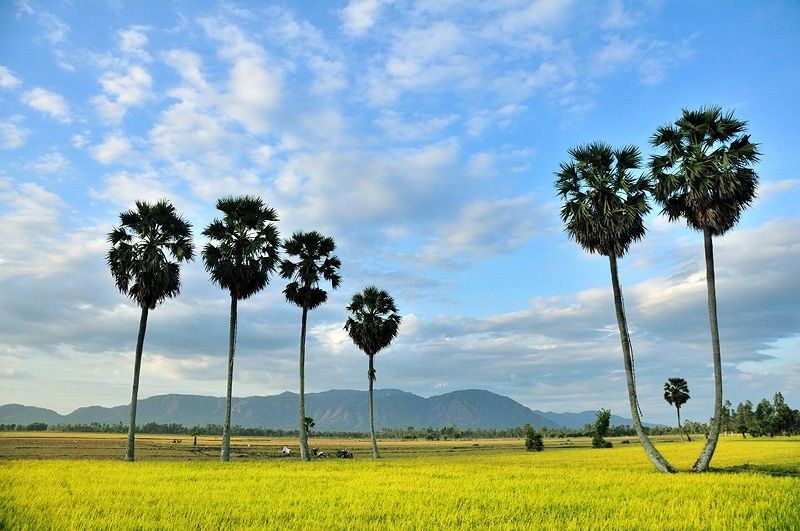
0, 389, 653, 431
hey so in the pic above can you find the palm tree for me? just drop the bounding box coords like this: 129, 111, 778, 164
202, 196, 280, 462
663, 377, 691, 441
556, 142, 676, 473
280, 231, 341, 461
344, 286, 402, 458
650, 106, 760, 471
107, 199, 194, 462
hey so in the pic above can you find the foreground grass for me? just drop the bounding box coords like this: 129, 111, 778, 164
1, 437, 798, 529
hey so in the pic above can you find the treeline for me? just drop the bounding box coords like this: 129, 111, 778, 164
721, 392, 800, 437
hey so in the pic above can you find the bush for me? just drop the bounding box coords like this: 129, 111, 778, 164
524, 424, 544, 452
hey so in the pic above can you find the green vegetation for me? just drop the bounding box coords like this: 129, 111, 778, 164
650, 106, 760, 472
2, 436, 798, 529
591, 409, 613, 449
524, 424, 544, 452
344, 286, 402, 458
664, 377, 691, 441
107, 200, 194, 462
555, 143, 674, 473
202, 196, 281, 462
280, 231, 342, 461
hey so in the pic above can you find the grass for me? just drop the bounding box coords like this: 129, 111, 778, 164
1, 434, 798, 529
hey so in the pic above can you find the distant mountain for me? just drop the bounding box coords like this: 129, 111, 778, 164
534, 410, 663, 429
0, 389, 655, 431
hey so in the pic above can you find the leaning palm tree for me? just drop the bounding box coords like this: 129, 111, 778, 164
650, 106, 759, 471
202, 196, 280, 462
556, 142, 676, 473
280, 231, 341, 461
663, 377, 691, 441
344, 286, 402, 458
107, 199, 194, 462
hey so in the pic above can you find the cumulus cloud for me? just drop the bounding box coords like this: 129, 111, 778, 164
340, 0, 384, 36
0, 66, 21, 88
92, 65, 153, 122
21, 87, 71, 122
0, 116, 29, 149
91, 134, 133, 164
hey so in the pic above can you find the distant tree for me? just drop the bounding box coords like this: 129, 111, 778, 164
650, 106, 760, 471
592, 409, 613, 449
556, 143, 674, 472
280, 231, 341, 461
344, 286, 402, 459
203, 196, 280, 462
107, 199, 194, 462
720, 400, 734, 435
754, 398, 776, 437
663, 377, 691, 441
524, 424, 544, 452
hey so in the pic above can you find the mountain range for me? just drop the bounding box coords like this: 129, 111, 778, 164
0, 389, 654, 431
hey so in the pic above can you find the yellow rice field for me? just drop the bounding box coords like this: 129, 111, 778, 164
1, 436, 798, 529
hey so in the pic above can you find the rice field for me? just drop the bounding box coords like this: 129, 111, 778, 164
1, 435, 798, 530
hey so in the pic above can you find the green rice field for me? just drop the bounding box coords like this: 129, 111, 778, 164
1, 433, 798, 529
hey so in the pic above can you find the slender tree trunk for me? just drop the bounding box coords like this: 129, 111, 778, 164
677, 407, 684, 441
693, 229, 723, 472
609, 256, 676, 473
221, 294, 237, 462
125, 306, 149, 462
368, 354, 380, 459
299, 306, 310, 461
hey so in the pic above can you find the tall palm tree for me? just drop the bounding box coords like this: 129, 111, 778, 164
663, 377, 691, 441
556, 142, 676, 473
202, 196, 280, 462
344, 286, 402, 458
107, 199, 194, 462
650, 106, 759, 471
280, 231, 341, 461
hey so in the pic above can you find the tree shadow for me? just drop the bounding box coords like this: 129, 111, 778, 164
713, 463, 800, 478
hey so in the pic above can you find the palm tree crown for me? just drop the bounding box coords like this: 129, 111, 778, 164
345, 286, 402, 360
280, 231, 342, 309
107, 199, 194, 309
650, 106, 760, 236
202, 196, 281, 299
555, 143, 652, 258
663, 377, 691, 410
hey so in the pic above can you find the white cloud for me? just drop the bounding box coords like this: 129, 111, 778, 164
91, 134, 133, 164
32, 151, 69, 173
92, 65, 153, 122
21, 87, 71, 122
340, 0, 384, 36
0, 66, 21, 88
90, 170, 174, 207
118, 26, 151, 62
0, 116, 29, 149
222, 56, 282, 134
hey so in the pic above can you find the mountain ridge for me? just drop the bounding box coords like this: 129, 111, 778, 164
0, 389, 659, 431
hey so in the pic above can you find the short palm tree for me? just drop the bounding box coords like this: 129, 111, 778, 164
650, 106, 759, 471
202, 196, 280, 462
663, 377, 691, 441
107, 199, 194, 462
280, 231, 341, 461
556, 142, 676, 473
344, 286, 402, 458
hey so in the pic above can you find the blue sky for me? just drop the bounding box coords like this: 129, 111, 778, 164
1, 0, 798, 426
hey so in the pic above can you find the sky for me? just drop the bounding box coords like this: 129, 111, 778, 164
1, 0, 798, 427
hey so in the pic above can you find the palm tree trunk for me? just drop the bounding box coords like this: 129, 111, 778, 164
368, 354, 380, 459
609, 256, 676, 473
299, 306, 310, 462
125, 306, 149, 462
692, 229, 723, 472
221, 294, 237, 462
677, 407, 684, 441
